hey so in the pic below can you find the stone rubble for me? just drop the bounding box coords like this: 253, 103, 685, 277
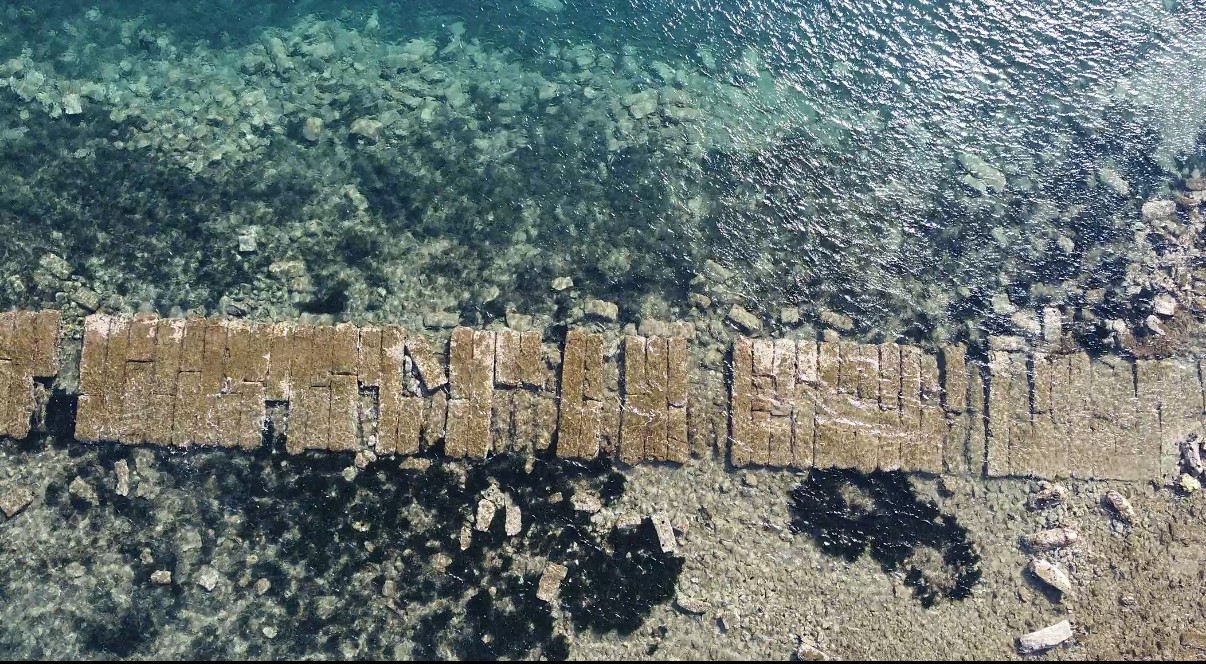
1103, 491, 1136, 525
1028, 559, 1073, 596
1022, 528, 1079, 552
1017, 620, 1073, 655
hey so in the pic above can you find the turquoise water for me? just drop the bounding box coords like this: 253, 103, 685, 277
0, 1, 1203, 341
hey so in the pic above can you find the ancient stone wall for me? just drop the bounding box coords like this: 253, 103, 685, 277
1, 309, 1200, 481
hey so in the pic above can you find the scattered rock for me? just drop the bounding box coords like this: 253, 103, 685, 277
65, 562, 87, 579
1145, 315, 1166, 336
253, 578, 271, 595
349, 117, 383, 142
114, 460, 130, 497
649, 513, 677, 553
570, 492, 602, 514
1010, 310, 1042, 337
237, 232, 257, 253
1017, 620, 1073, 655
819, 309, 854, 332
150, 570, 172, 585
583, 298, 619, 321
701, 259, 734, 283
795, 639, 831, 661
301, 116, 324, 142
958, 153, 1007, 192
195, 566, 221, 592
536, 563, 568, 603
422, 311, 460, 329
688, 292, 711, 310
988, 335, 1026, 352
474, 498, 497, 532
399, 457, 432, 472
551, 276, 573, 292
1103, 490, 1136, 524
71, 287, 102, 312
1182, 630, 1206, 652
0, 486, 34, 518
673, 595, 708, 615
1097, 165, 1131, 197
1028, 559, 1073, 596
68, 476, 98, 505
1027, 482, 1068, 510
504, 502, 522, 537
1141, 199, 1177, 222
1178, 473, 1201, 494
1152, 293, 1177, 317
780, 307, 801, 325
1022, 527, 1078, 552
1181, 438, 1204, 477
726, 304, 761, 334
38, 252, 73, 280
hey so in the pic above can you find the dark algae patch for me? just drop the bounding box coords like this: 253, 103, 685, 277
789, 469, 982, 608
7, 429, 681, 660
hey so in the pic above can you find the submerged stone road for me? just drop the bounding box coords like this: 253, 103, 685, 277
0, 309, 1200, 481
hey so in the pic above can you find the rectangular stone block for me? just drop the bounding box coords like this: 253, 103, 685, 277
179, 318, 207, 372
288, 385, 331, 453
199, 319, 227, 396
30, 310, 60, 378
308, 325, 335, 387
791, 385, 816, 469
645, 337, 670, 462
357, 327, 383, 388
796, 340, 818, 385
171, 371, 204, 448
985, 351, 1013, 477
118, 360, 155, 444
495, 329, 522, 388
99, 316, 131, 441
406, 334, 447, 392
265, 322, 294, 401
667, 337, 689, 409
331, 323, 359, 376
126, 317, 157, 363
152, 319, 184, 396
899, 346, 928, 472
231, 381, 266, 450
623, 335, 651, 465
328, 373, 359, 452
0, 359, 13, 438
583, 333, 605, 404
941, 344, 968, 413
422, 391, 448, 450
519, 331, 544, 389
728, 336, 754, 467
79, 315, 111, 396
558, 330, 587, 459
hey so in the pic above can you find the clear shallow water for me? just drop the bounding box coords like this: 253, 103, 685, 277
0, 1, 1204, 334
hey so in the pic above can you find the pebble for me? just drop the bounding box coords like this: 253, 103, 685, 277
551, 276, 573, 291
262, 626, 278, 639
65, 562, 87, 579
819, 309, 854, 332
422, 311, 460, 329
0, 486, 34, 518
1022, 527, 1078, 552
673, 595, 708, 615
68, 476, 98, 505
1028, 559, 1072, 595
151, 570, 172, 585
302, 116, 324, 142
536, 563, 568, 603
570, 492, 602, 514
253, 578, 271, 595
70, 287, 102, 312
795, 639, 831, 661
688, 292, 712, 310
1141, 199, 1177, 222
1040, 307, 1062, 342
780, 307, 800, 325
726, 304, 761, 334
38, 252, 73, 280
504, 502, 522, 537
1017, 620, 1073, 655
1103, 490, 1136, 524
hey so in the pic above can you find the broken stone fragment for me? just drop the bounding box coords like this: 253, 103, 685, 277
726, 304, 761, 334
583, 298, 618, 321
819, 309, 854, 332
1178, 473, 1201, 494
68, 477, 98, 505
1141, 200, 1177, 222
253, 578, 271, 595
795, 639, 831, 662
1010, 310, 1042, 337
551, 276, 573, 292
1018, 620, 1073, 655
536, 563, 568, 603
673, 595, 708, 615
0, 487, 34, 518
650, 513, 677, 554
1181, 438, 1204, 477
302, 116, 324, 142
570, 492, 602, 514
1028, 559, 1073, 595
988, 335, 1026, 352
780, 307, 800, 325
1103, 491, 1136, 524
150, 570, 172, 585
71, 287, 101, 312
504, 502, 522, 537
1022, 527, 1078, 552
195, 566, 221, 592
474, 498, 497, 532
38, 252, 73, 280
1027, 483, 1068, 510
115, 460, 130, 497
1152, 293, 1177, 317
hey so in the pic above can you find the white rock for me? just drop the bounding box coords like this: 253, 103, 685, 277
1104, 490, 1136, 524
571, 492, 602, 514
1141, 200, 1177, 222
650, 513, 677, 553
1152, 293, 1177, 317
195, 566, 221, 592
0, 487, 34, 518
796, 639, 831, 661
504, 502, 522, 537
1178, 473, 1201, 494
1097, 165, 1131, 197
61, 93, 82, 115
1181, 438, 1204, 477
1040, 307, 1062, 343
115, 460, 130, 497
1029, 559, 1073, 595
1023, 527, 1078, 551
150, 570, 172, 585
673, 595, 708, 615
583, 299, 618, 321
302, 117, 324, 142
1011, 310, 1042, 337
958, 153, 1007, 191
1017, 620, 1073, 654
536, 563, 568, 602
726, 304, 761, 334
551, 276, 573, 291
474, 498, 497, 532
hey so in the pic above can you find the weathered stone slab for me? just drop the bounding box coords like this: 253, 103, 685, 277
645, 337, 670, 462
30, 310, 60, 378
117, 360, 154, 445
0, 359, 13, 439
623, 335, 652, 465
99, 316, 131, 441
199, 319, 227, 396
126, 316, 157, 363
557, 329, 587, 459
288, 385, 331, 453
357, 326, 382, 388
265, 322, 295, 401
331, 323, 358, 376
899, 346, 930, 473
495, 329, 522, 388
728, 336, 754, 467
328, 373, 359, 452
445, 328, 494, 458
151, 319, 183, 396
406, 334, 447, 392
171, 371, 204, 447
985, 350, 1013, 477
